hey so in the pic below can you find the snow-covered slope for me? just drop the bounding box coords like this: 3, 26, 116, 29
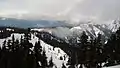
70, 23, 105, 37
103, 65, 120, 68
0, 33, 68, 68
0, 33, 24, 48
1, 32, 120, 68
31, 20, 120, 41
69, 20, 120, 39
106, 20, 120, 32
30, 34, 68, 68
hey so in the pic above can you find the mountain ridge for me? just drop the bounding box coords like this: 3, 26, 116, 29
0, 17, 120, 40
31, 20, 120, 44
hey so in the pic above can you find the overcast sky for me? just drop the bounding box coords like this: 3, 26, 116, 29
0, 0, 120, 24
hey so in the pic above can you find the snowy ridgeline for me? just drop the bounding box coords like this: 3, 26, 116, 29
0, 33, 68, 68
31, 21, 120, 39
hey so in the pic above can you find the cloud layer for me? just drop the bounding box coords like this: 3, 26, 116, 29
0, 0, 120, 23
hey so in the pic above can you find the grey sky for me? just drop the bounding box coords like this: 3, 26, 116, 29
0, 0, 120, 23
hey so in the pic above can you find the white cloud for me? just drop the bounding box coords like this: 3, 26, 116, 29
0, 0, 120, 24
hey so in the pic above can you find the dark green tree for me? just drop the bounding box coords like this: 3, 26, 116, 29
48, 57, 54, 67
80, 31, 88, 45
95, 33, 105, 67
78, 31, 88, 65
12, 34, 15, 44
41, 50, 48, 68
62, 63, 66, 68
7, 39, 12, 51
2, 40, 6, 49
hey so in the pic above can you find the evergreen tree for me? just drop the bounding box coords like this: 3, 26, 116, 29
49, 57, 54, 67
34, 41, 43, 68
7, 39, 12, 51
104, 27, 120, 66
34, 41, 42, 53
80, 31, 88, 45
78, 31, 88, 65
24, 28, 31, 42
97, 33, 102, 43
20, 35, 23, 44
95, 33, 104, 67
113, 27, 120, 63
2, 40, 6, 49
62, 63, 66, 68
79, 64, 83, 68
12, 34, 15, 44
41, 50, 48, 68
15, 39, 20, 50
12, 34, 17, 51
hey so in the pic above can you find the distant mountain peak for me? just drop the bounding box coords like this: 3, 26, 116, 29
0, 17, 68, 28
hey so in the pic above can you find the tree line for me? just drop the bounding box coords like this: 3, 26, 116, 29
67, 27, 120, 68
0, 28, 56, 68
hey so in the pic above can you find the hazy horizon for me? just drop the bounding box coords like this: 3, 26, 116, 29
0, 0, 120, 25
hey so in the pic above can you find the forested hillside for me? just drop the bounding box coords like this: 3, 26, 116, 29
0, 27, 120, 68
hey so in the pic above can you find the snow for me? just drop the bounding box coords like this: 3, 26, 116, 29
31, 28, 45, 32
31, 20, 120, 41
29, 33, 68, 68
29, 32, 120, 68
40, 40, 68, 68
0, 33, 68, 68
73, 26, 82, 30
0, 33, 24, 48
70, 26, 84, 37
93, 26, 104, 36
70, 24, 105, 38
103, 65, 120, 68
31, 28, 52, 34
1, 33, 120, 68
106, 20, 120, 32
6, 28, 14, 31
